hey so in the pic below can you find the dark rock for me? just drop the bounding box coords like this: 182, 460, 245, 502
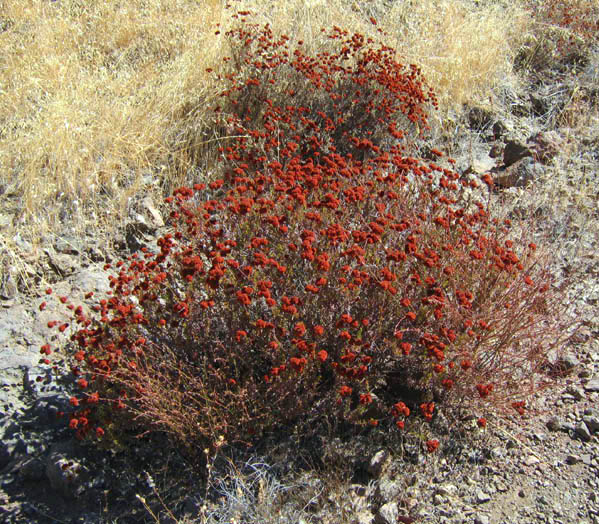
44, 441, 91, 499
575, 422, 592, 442
546, 416, 563, 431
502, 140, 533, 167
19, 458, 46, 481
0, 441, 10, 470
492, 121, 507, 139
494, 157, 544, 188
467, 106, 494, 130
527, 130, 563, 164
582, 415, 599, 433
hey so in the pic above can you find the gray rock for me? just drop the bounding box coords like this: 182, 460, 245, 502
141, 196, 164, 229
45, 250, 78, 276
368, 450, 391, 479
494, 157, 544, 188
352, 510, 375, 524
53, 236, 83, 255
524, 455, 540, 466
475, 488, 491, 503
575, 422, 592, 442
19, 457, 46, 481
562, 354, 581, 370
566, 385, 585, 401
474, 515, 491, 524
435, 484, 458, 497
566, 454, 581, 465
584, 378, 599, 392
546, 417, 562, 431
582, 415, 599, 433
376, 478, 401, 501
375, 502, 398, 524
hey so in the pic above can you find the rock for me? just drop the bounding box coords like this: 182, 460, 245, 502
368, 450, 391, 479
0, 441, 10, 470
376, 478, 401, 501
45, 443, 88, 499
502, 140, 533, 167
566, 454, 581, 465
489, 143, 503, 158
527, 130, 563, 164
524, 455, 540, 466
584, 378, 599, 392
435, 484, 458, 497
141, 196, 164, 229
475, 488, 491, 503
494, 157, 543, 188
19, 457, 46, 481
547, 417, 563, 431
582, 415, 599, 433
575, 422, 592, 442
12, 232, 33, 254
44, 249, 78, 276
562, 354, 581, 370
375, 502, 398, 524
352, 510, 375, 524
492, 121, 507, 139
467, 106, 494, 130
54, 236, 83, 255
71, 268, 110, 295
566, 385, 585, 401
474, 515, 491, 524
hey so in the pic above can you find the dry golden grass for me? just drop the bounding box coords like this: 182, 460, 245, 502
0, 0, 535, 255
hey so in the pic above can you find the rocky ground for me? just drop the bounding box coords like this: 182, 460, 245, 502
0, 37, 598, 524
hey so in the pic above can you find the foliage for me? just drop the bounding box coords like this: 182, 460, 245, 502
40, 11, 571, 454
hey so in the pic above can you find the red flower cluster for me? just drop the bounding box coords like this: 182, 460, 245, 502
36, 7, 569, 450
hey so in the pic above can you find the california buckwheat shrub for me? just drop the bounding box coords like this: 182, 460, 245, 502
40, 11, 572, 453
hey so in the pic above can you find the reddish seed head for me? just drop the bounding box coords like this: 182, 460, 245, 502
45, 288, 52, 295
426, 439, 439, 453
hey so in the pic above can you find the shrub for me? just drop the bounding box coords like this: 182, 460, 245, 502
41, 11, 572, 453
520, 0, 599, 69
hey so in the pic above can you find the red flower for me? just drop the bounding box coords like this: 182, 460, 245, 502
426, 439, 439, 453
396, 421, 405, 430
392, 401, 410, 418
45, 288, 52, 295
317, 350, 328, 362
359, 393, 372, 405
406, 312, 416, 321
69, 397, 79, 407
96, 427, 105, 438
39, 301, 46, 311
294, 322, 306, 337
476, 384, 494, 398
69, 418, 79, 429
77, 378, 88, 389
339, 385, 353, 397
477, 417, 487, 428
235, 330, 247, 342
